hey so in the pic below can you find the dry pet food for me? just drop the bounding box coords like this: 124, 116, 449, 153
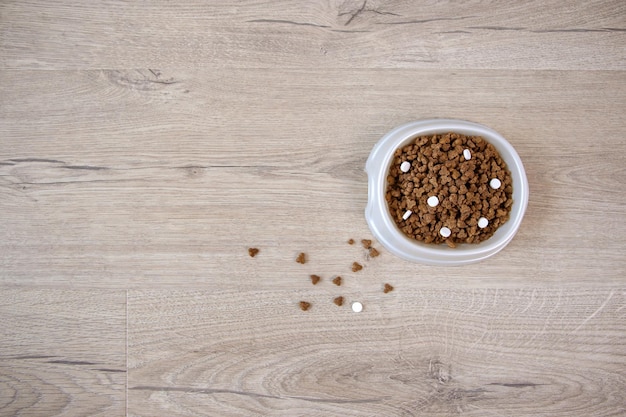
352, 262, 363, 272
296, 252, 306, 264
299, 301, 311, 311
347, 238, 355, 245
310, 274, 321, 285
351, 301, 363, 313
248, 248, 259, 257
386, 132, 513, 246
332, 276, 342, 286
383, 283, 394, 293
369, 248, 380, 258
361, 239, 372, 249
333, 296, 344, 306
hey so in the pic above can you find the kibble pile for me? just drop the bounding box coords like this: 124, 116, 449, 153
386, 132, 513, 247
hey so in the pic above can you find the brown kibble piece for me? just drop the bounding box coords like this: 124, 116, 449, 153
333, 296, 344, 306
299, 301, 311, 311
248, 248, 259, 257
348, 239, 355, 245
385, 132, 512, 246
296, 252, 306, 264
369, 248, 380, 258
383, 283, 394, 293
352, 262, 363, 272
332, 276, 342, 286
361, 239, 372, 249
310, 275, 321, 285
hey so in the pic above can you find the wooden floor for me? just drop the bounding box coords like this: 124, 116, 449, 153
1, 1, 625, 416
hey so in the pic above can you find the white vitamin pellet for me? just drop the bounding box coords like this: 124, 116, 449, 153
427, 196, 439, 207
402, 210, 412, 220
400, 161, 411, 173
478, 217, 489, 228
463, 149, 472, 160
351, 301, 363, 313
440, 227, 451, 238
490, 178, 502, 189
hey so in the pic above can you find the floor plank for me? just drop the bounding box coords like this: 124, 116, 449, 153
0, 288, 126, 417
128, 288, 626, 417
1, 69, 625, 288
1, 0, 624, 70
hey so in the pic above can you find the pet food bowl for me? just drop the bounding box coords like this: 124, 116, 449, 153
365, 119, 528, 266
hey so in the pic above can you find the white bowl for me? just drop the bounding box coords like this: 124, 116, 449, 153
365, 119, 529, 266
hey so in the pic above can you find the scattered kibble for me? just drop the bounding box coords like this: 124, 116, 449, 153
248, 248, 259, 257
286, 239, 389, 313
427, 196, 439, 207
296, 252, 306, 264
478, 217, 489, 229
400, 161, 411, 172
490, 178, 502, 189
440, 227, 451, 238
402, 210, 412, 220
463, 149, 472, 160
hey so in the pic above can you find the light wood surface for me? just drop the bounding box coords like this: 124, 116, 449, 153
1, 0, 624, 70
1, 1, 625, 416
127, 289, 626, 417
0, 289, 126, 416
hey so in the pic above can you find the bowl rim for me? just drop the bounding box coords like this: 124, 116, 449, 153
365, 119, 529, 266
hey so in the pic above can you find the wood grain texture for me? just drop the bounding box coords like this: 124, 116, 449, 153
1, 0, 625, 70
0, 289, 126, 416
1, 69, 625, 288
128, 288, 626, 417
1, 1, 626, 416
